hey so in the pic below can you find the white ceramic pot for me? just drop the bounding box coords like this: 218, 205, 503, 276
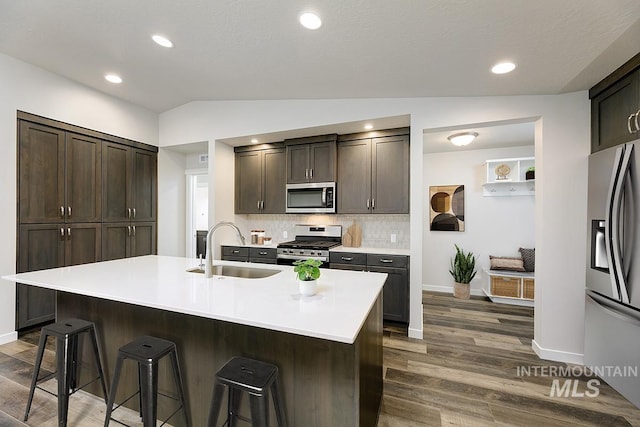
298, 279, 318, 296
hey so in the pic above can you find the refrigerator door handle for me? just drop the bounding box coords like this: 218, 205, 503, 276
605, 143, 633, 304
587, 290, 640, 325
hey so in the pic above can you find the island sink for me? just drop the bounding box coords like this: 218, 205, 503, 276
187, 264, 281, 279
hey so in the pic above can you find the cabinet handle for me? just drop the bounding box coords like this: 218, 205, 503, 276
259, 251, 268, 255
60, 206, 65, 218
67, 206, 71, 218
132, 225, 136, 236
380, 259, 393, 263
128, 208, 132, 219
232, 250, 240, 254
372, 198, 375, 209
257, 200, 261, 209
341, 256, 353, 261
127, 225, 131, 236
635, 110, 640, 133
67, 227, 71, 238
60, 228, 65, 238
366, 199, 370, 209
133, 208, 136, 219
261, 200, 264, 210
310, 168, 313, 179
628, 113, 636, 134
305, 168, 309, 179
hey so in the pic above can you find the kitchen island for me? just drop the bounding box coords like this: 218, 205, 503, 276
3, 255, 385, 426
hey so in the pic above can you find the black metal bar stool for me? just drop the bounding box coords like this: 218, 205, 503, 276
208, 356, 287, 427
24, 318, 108, 426
104, 335, 190, 427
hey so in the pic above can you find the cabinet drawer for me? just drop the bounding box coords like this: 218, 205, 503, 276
330, 252, 366, 266
491, 276, 521, 298
523, 278, 535, 299
222, 246, 249, 259
366, 254, 408, 268
249, 247, 277, 261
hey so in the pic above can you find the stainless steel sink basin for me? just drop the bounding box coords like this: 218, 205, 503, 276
187, 265, 280, 279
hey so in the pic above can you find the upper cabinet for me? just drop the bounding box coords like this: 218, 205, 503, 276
19, 122, 102, 223
235, 144, 286, 214
337, 129, 410, 214
590, 52, 640, 153
285, 134, 337, 184
103, 142, 157, 222
482, 157, 535, 197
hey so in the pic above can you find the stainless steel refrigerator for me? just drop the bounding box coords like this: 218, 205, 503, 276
586, 141, 640, 407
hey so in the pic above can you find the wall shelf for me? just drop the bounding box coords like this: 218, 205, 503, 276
483, 157, 535, 197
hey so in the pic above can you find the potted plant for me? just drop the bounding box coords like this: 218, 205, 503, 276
449, 244, 477, 299
293, 258, 322, 296
525, 166, 535, 180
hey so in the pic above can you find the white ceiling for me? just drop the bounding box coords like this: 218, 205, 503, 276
1, 0, 639, 115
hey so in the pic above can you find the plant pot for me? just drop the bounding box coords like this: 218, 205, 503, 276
299, 279, 318, 296
525, 170, 535, 180
453, 282, 470, 299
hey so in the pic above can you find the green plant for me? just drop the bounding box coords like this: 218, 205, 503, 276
293, 258, 322, 281
449, 244, 477, 284
527, 166, 535, 172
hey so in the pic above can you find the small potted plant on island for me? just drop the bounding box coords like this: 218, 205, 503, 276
449, 244, 477, 299
293, 258, 322, 296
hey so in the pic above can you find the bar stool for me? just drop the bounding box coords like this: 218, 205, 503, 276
104, 335, 190, 427
208, 356, 287, 427
24, 318, 108, 426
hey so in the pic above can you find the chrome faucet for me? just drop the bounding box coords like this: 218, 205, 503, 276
205, 221, 246, 278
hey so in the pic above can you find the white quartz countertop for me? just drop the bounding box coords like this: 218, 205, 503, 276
3, 256, 385, 344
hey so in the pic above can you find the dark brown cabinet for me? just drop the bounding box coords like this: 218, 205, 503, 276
235, 145, 286, 214
329, 251, 409, 324
101, 222, 156, 261
337, 130, 409, 214
221, 246, 277, 264
285, 135, 337, 184
16, 112, 158, 330
19, 122, 102, 223
103, 142, 157, 222
590, 53, 640, 153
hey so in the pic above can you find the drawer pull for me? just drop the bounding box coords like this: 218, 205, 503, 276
341, 257, 353, 261
259, 251, 268, 255
232, 250, 240, 254
380, 259, 393, 263
628, 113, 637, 134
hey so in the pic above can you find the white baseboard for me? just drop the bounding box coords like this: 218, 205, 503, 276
532, 339, 585, 365
0, 331, 17, 345
408, 326, 423, 339
422, 284, 484, 296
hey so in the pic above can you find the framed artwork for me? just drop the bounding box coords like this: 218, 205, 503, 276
429, 185, 465, 231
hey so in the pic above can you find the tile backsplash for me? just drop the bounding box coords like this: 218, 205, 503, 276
242, 214, 410, 249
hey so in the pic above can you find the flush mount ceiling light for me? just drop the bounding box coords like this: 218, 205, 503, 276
152, 34, 173, 48
104, 74, 122, 84
448, 132, 478, 146
491, 62, 516, 74
299, 12, 322, 30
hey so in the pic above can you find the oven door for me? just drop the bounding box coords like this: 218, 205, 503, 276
286, 182, 335, 213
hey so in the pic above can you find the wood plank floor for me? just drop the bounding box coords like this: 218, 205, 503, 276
0, 291, 639, 426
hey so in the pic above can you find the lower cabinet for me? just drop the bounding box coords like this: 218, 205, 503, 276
221, 246, 277, 264
330, 252, 409, 324
102, 222, 156, 261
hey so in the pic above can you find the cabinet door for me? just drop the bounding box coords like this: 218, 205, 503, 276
131, 222, 157, 257
309, 141, 336, 182
102, 222, 131, 260
103, 142, 131, 222
286, 144, 310, 183
337, 139, 371, 214
369, 266, 409, 324
372, 135, 409, 214
66, 133, 102, 222
262, 148, 286, 213
235, 150, 263, 214
18, 121, 65, 223
591, 71, 640, 153
131, 149, 157, 222
65, 223, 102, 266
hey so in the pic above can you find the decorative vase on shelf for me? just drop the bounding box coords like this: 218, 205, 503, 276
525, 170, 535, 180
298, 279, 318, 296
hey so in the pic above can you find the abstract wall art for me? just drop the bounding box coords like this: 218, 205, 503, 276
429, 185, 465, 231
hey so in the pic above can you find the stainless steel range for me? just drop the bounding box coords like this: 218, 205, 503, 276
276, 224, 342, 265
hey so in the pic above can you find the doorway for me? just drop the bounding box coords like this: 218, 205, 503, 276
185, 170, 208, 259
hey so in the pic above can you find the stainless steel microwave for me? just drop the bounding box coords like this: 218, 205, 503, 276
286, 182, 336, 213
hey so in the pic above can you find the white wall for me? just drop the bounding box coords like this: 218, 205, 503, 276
159, 93, 590, 363
157, 148, 187, 257
423, 145, 535, 294
0, 53, 158, 343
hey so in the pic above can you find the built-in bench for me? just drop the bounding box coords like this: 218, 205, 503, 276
483, 269, 535, 307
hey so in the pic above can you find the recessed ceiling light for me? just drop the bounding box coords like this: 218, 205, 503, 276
448, 132, 478, 146
251, 138, 259, 144
152, 34, 174, 48
364, 124, 373, 130
104, 74, 122, 84
299, 12, 322, 30
491, 62, 516, 74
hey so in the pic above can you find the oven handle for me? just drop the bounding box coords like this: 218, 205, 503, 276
277, 254, 328, 262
